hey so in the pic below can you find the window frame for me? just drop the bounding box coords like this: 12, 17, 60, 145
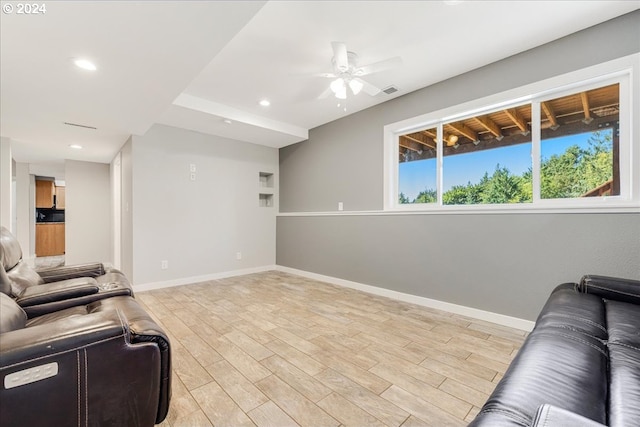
384, 55, 638, 213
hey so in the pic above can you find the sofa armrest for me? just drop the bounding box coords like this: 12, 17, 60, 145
0, 309, 125, 367
0, 304, 168, 426
532, 404, 606, 427
89, 296, 172, 423
36, 262, 105, 283
14, 278, 99, 307
578, 274, 640, 305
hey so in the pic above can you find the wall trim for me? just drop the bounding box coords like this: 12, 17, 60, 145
275, 265, 535, 332
133, 265, 277, 292
277, 204, 640, 217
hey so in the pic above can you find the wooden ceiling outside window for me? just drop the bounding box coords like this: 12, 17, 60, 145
399, 83, 620, 162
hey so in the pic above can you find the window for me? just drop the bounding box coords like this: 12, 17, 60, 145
539, 83, 619, 199
398, 127, 437, 204
387, 63, 633, 211
441, 105, 533, 205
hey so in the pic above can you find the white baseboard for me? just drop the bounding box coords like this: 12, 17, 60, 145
133, 265, 277, 292
275, 265, 535, 332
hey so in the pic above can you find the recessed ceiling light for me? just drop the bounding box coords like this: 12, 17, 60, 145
73, 58, 97, 71
259, 99, 271, 107
69, 144, 83, 149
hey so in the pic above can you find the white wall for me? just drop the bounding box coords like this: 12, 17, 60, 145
128, 124, 278, 287
0, 137, 12, 229
65, 160, 112, 265
120, 138, 134, 279
110, 152, 122, 270
14, 163, 32, 259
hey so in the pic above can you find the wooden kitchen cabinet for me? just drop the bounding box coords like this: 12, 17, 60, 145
36, 223, 65, 256
35, 180, 55, 208
55, 186, 66, 209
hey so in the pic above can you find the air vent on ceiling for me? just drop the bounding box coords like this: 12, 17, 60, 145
64, 122, 97, 130
382, 85, 399, 95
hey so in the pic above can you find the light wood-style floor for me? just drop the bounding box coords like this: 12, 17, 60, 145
137, 271, 527, 427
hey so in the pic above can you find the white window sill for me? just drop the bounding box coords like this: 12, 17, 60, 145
278, 202, 640, 217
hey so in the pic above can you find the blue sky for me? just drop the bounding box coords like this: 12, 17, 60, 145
399, 130, 608, 201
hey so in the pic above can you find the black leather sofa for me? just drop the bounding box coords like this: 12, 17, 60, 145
469, 275, 640, 427
0, 226, 133, 317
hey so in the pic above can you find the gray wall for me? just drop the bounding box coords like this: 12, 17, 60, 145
128, 124, 278, 286
280, 10, 640, 212
278, 11, 640, 321
277, 213, 640, 320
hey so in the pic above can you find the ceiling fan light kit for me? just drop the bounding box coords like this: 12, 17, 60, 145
321, 42, 401, 100
330, 78, 347, 99
349, 79, 363, 95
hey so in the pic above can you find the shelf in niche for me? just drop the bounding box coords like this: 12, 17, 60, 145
259, 172, 274, 188
259, 193, 273, 207
259, 172, 275, 207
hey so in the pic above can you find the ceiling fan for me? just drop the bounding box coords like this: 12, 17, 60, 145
319, 42, 401, 100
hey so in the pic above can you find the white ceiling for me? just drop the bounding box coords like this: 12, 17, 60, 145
2, 1, 638, 175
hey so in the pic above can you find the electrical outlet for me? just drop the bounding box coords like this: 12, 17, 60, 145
190, 164, 196, 173
338, 201, 344, 211
236, 252, 242, 260
190, 172, 196, 181
161, 260, 168, 270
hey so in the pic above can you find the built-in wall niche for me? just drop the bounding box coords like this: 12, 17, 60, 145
258, 172, 274, 207
259, 172, 274, 188
259, 193, 273, 207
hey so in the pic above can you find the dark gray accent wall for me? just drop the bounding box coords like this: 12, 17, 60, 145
277, 11, 640, 321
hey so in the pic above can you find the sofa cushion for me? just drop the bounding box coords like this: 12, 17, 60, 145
532, 404, 607, 427
0, 262, 11, 295
0, 293, 27, 334
6, 261, 46, 296
469, 287, 610, 427
0, 226, 23, 272
606, 300, 640, 427
25, 305, 90, 328
535, 285, 607, 340
468, 328, 608, 426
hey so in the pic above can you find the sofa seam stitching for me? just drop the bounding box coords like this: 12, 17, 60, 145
0, 334, 126, 370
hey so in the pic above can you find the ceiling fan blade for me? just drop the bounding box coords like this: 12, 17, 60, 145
318, 86, 334, 99
331, 42, 349, 72
358, 78, 382, 96
314, 72, 337, 78
355, 56, 402, 76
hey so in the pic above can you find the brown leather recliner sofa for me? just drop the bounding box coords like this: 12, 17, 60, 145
0, 293, 171, 426
0, 226, 134, 317
0, 227, 171, 426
